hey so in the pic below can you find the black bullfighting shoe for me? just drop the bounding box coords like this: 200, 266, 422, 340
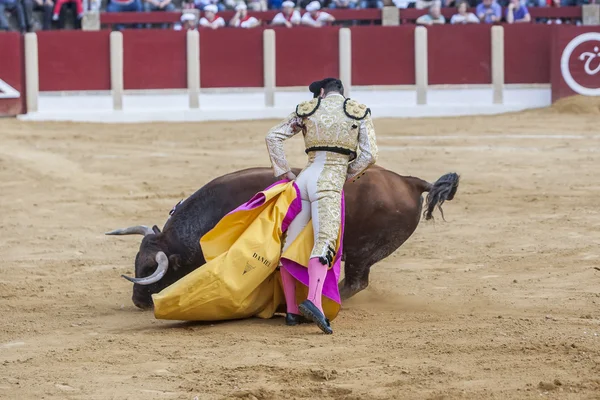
298, 300, 333, 334
285, 313, 310, 326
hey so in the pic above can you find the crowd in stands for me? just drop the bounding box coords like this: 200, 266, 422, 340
415, 0, 583, 25
0, 0, 589, 32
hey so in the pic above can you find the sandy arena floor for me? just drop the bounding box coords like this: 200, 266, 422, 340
1, 97, 599, 400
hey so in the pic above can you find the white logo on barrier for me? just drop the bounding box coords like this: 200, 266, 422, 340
0, 78, 20, 99
560, 32, 600, 96
579, 46, 600, 76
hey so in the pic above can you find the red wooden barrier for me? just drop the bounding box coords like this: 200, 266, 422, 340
504, 24, 552, 84
20, 24, 599, 106
37, 30, 111, 91
276, 26, 339, 87
551, 26, 600, 101
0, 33, 25, 116
350, 25, 415, 85
200, 28, 264, 88
428, 24, 491, 85
123, 30, 187, 90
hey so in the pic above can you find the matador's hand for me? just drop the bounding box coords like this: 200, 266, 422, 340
280, 171, 296, 181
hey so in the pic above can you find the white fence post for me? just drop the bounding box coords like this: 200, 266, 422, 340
110, 31, 124, 111
263, 29, 276, 108
24, 33, 39, 113
381, 6, 400, 26
339, 28, 352, 98
491, 25, 504, 105
187, 29, 200, 109
582, 4, 600, 26
414, 26, 428, 105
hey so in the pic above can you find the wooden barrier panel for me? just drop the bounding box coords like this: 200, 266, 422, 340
350, 26, 415, 86
38, 30, 111, 91
276, 26, 339, 87
200, 28, 264, 88
427, 24, 491, 85
551, 26, 600, 102
504, 24, 552, 84
0, 33, 25, 116
123, 30, 187, 90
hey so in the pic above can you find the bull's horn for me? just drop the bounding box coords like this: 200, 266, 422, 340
121, 251, 169, 285
105, 225, 154, 236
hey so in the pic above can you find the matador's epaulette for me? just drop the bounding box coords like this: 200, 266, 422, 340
343, 99, 371, 120
295, 98, 321, 118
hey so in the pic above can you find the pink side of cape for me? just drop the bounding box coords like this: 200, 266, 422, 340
225, 179, 343, 305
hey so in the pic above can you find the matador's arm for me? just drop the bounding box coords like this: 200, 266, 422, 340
265, 112, 303, 177
347, 114, 378, 181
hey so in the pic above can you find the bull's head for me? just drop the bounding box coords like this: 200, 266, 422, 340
106, 225, 179, 309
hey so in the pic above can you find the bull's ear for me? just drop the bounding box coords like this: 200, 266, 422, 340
152, 225, 161, 234
168, 254, 182, 270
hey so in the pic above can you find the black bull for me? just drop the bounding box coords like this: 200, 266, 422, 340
107, 166, 459, 309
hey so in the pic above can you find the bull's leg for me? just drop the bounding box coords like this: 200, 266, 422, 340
339, 262, 372, 300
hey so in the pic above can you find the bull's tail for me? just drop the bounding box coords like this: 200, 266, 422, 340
423, 173, 460, 221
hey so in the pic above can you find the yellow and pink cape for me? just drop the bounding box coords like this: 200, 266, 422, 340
152, 180, 344, 322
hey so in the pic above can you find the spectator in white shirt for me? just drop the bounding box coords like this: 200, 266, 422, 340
301, 0, 334, 27
392, 0, 416, 8
416, 2, 445, 25
329, 0, 356, 9
230, 2, 261, 28
180, 12, 197, 29
194, 0, 223, 11
248, 0, 267, 10
271, 0, 301, 27
199, 4, 225, 28
450, 0, 479, 24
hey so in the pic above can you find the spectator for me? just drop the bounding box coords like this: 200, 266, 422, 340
107, 0, 143, 13
23, 0, 53, 31
505, 0, 530, 23
301, 1, 334, 27
229, 2, 260, 27
144, 0, 175, 14
392, 0, 416, 8
87, 0, 101, 11
143, 0, 175, 29
52, 0, 83, 23
271, 0, 300, 27
415, 0, 434, 8
359, 0, 382, 8
199, 3, 225, 27
416, 2, 445, 24
329, 0, 356, 9
179, 11, 197, 29
106, 0, 143, 30
476, 0, 500, 23
194, 0, 225, 10
450, 0, 479, 23
0, 0, 27, 32
181, 0, 194, 9
248, 0, 267, 10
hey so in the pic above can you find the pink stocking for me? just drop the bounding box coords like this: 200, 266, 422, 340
280, 266, 299, 314
307, 257, 328, 314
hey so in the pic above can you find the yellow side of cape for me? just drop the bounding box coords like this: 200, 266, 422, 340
152, 182, 341, 322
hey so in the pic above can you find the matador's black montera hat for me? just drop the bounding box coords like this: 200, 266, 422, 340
309, 78, 342, 98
